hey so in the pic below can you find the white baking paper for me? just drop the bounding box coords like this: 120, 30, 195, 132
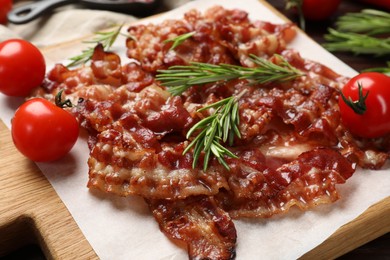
0, 0, 389, 259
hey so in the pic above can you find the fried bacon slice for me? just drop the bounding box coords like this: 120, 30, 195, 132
217, 147, 355, 218
126, 6, 295, 72
147, 196, 237, 260
82, 85, 229, 199
33, 44, 154, 103
86, 122, 229, 199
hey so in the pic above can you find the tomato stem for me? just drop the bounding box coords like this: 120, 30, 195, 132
340, 82, 368, 115
286, 0, 305, 30
55, 89, 74, 108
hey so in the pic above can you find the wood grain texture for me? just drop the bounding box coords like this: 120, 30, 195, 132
0, 1, 389, 259
0, 121, 97, 259
302, 198, 390, 259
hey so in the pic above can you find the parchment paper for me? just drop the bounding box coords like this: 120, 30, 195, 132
0, 0, 389, 259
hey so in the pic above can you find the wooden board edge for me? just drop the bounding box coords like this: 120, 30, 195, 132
301, 197, 390, 259
0, 120, 97, 259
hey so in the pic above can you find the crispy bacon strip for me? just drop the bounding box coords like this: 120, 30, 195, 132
33, 45, 154, 103
147, 196, 237, 260
217, 147, 355, 218
126, 6, 295, 72
87, 129, 229, 199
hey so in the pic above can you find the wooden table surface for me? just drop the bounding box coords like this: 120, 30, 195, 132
1, 0, 389, 259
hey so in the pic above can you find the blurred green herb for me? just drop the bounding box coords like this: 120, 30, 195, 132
323, 28, 390, 56
324, 9, 390, 56
335, 9, 390, 35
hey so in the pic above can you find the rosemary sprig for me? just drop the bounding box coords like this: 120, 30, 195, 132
335, 9, 390, 35
67, 24, 123, 67
164, 31, 196, 50
183, 91, 245, 171
323, 28, 390, 56
159, 55, 302, 170
157, 54, 303, 96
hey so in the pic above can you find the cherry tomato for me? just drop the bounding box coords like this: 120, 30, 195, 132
0, 39, 46, 97
0, 0, 12, 24
301, 0, 341, 21
287, 0, 341, 21
11, 98, 79, 162
339, 72, 390, 138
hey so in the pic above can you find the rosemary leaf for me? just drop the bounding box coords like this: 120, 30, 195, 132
203, 149, 212, 171
167, 85, 193, 97
217, 156, 230, 171
67, 48, 95, 68
67, 24, 123, 67
185, 115, 216, 139
164, 31, 196, 50
204, 120, 218, 152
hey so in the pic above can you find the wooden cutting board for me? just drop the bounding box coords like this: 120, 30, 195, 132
0, 120, 97, 259
0, 1, 389, 259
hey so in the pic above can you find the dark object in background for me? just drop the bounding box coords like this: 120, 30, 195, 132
358, 0, 390, 11
7, 0, 159, 24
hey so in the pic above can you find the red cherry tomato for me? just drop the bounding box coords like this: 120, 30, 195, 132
301, 0, 341, 21
0, 39, 46, 97
11, 98, 79, 162
0, 0, 12, 24
339, 72, 390, 138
